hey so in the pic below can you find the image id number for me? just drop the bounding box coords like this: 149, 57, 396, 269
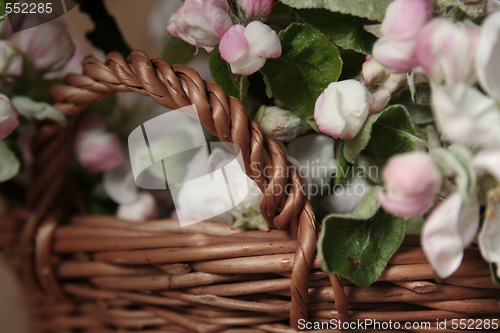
451, 319, 498, 330
6, 2, 53, 14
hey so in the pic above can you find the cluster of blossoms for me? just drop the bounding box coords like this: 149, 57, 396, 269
166, 0, 281, 75
349, 0, 500, 279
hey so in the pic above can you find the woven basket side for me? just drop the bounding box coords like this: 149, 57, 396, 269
20, 50, 349, 328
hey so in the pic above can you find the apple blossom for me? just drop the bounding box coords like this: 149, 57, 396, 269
421, 148, 500, 279
372, 0, 433, 73
431, 83, 500, 148
379, 152, 442, 218
314, 80, 372, 140
0, 94, 19, 140
0, 41, 22, 76
117, 192, 159, 222
237, 0, 275, 21
219, 21, 281, 75
255, 105, 309, 141
18, 21, 75, 72
75, 115, 124, 172
363, 56, 390, 87
166, 0, 233, 53
475, 10, 500, 100
416, 19, 480, 84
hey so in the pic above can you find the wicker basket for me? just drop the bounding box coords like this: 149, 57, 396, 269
1, 50, 499, 333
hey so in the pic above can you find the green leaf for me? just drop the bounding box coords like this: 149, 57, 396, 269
209, 51, 240, 99
343, 111, 381, 164
260, 23, 342, 120
12, 96, 66, 125
490, 263, 500, 285
390, 83, 434, 126
335, 145, 349, 183
295, 9, 377, 54
280, 0, 392, 21
0, 140, 20, 182
405, 217, 424, 235
319, 189, 405, 287
364, 105, 427, 163
159, 33, 198, 65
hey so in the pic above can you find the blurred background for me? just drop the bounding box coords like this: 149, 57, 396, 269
0, 1, 181, 332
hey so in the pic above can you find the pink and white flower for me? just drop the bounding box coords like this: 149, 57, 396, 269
166, 0, 233, 53
18, 21, 75, 72
117, 192, 159, 222
219, 21, 281, 75
75, 115, 124, 172
0, 94, 19, 140
379, 152, 442, 218
0, 41, 22, 76
476, 10, 500, 100
372, 0, 433, 74
237, 0, 275, 21
314, 79, 372, 140
416, 19, 480, 84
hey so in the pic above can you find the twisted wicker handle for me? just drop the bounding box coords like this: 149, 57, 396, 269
24, 50, 348, 328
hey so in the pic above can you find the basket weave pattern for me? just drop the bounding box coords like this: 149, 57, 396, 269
0, 51, 499, 332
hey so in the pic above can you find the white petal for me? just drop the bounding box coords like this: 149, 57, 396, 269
431, 83, 500, 147
472, 148, 500, 180
478, 195, 500, 269
422, 192, 480, 278
476, 10, 500, 100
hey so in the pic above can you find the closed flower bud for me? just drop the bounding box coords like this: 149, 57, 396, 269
373, 0, 433, 74
117, 192, 159, 222
0, 94, 19, 140
379, 152, 442, 218
369, 88, 392, 115
363, 57, 390, 87
237, 0, 275, 21
255, 105, 309, 141
18, 21, 75, 72
0, 41, 22, 76
219, 21, 281, 75
75, 115, 124, 172
416, 19, 480, 84
314, 80, 372, 140
166, 0, 233, 53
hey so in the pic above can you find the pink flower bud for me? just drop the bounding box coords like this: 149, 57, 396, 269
373, 0, 433, 74
0, 94, 19, 140
237, 0, 275, 21
166, 0, 233, 53
369, 88, 391, 115
314, 80, 372, 140
220, 22, 281, 75
382, 0, 433, 40
363, 57, 390, 87
18, 21, 75, 72
75, 115, 124, 172
0, 41, 22, 76
379, 152, 442, 218
416, 19, 480, 84
117, 192, 159, 222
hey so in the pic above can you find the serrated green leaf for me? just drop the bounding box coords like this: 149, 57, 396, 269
295, 9, 377, 54
260, 23, 342, 120
364, 105, 427, 163
319, 189, 405, 287
12, 96, 66, 125
209, 51, 240, 99
280, 0, 392, 21
159, 33, 198, 65
0, 140, 20, 182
